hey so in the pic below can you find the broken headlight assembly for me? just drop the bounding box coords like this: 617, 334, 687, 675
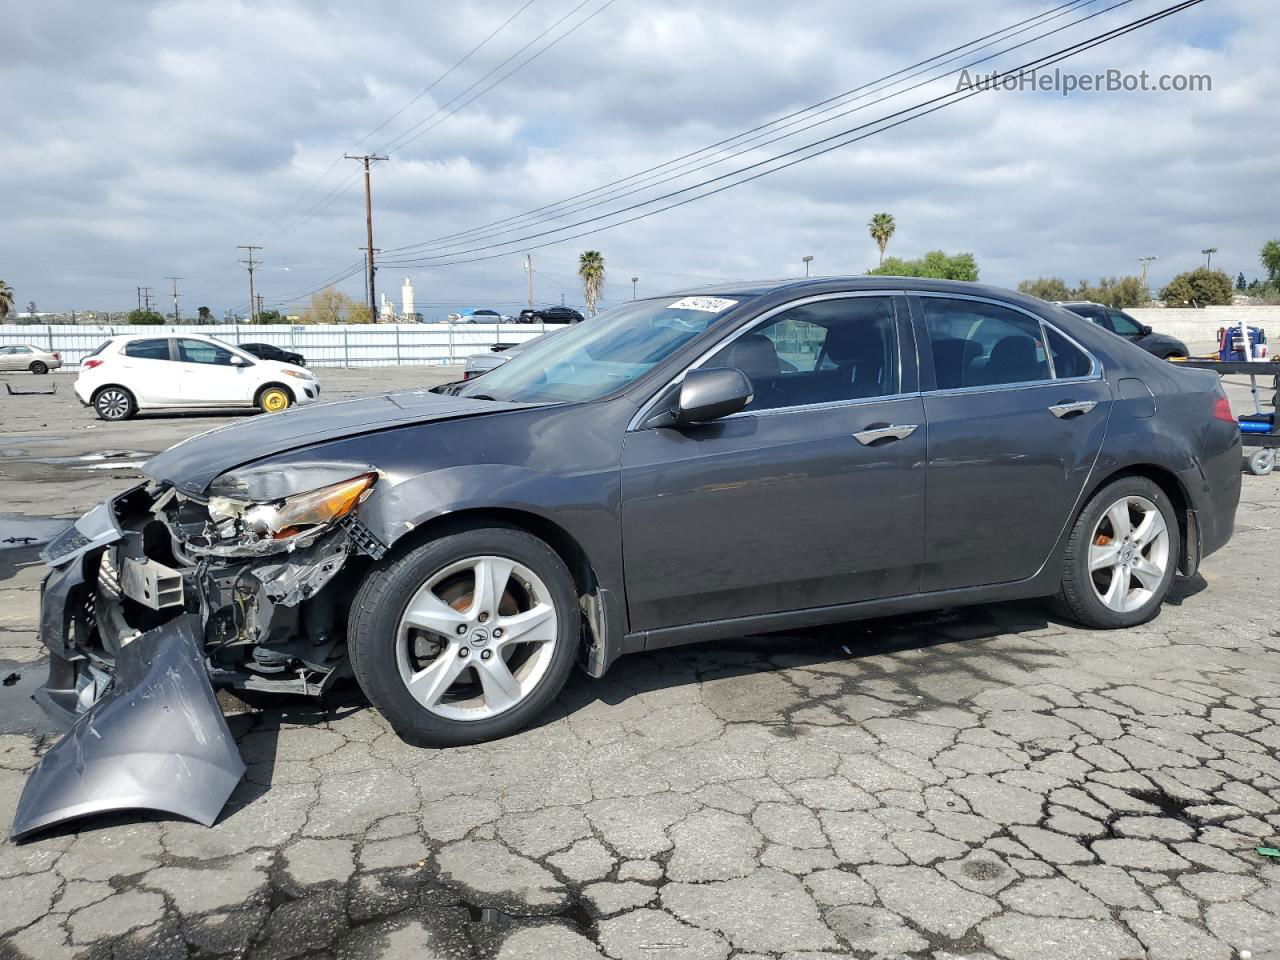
205, 472, 377, 550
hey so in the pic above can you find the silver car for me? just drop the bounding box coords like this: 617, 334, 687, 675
461, 330, 562, 379
0, 344, 62, 373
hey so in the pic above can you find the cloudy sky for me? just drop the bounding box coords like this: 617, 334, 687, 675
3, 0, 1274, 317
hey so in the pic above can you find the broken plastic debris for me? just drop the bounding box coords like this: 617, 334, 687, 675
2, 672, 19, 687
1255, 846, 1280, 858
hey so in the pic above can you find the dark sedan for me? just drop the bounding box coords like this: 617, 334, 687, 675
239, 341, 307, 367
1056, 301, 1189, 359
16, 277, 1241, 837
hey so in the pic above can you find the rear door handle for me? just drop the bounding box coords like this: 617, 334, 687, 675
853, 424, 919, 445
1049, 400, 1098, 418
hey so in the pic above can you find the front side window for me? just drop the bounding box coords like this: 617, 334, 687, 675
178, 339, 234, 365
457, 296, 748, 403
921, 298, 1049, 389
124, 338, 172, 361
704, 297, 899, 412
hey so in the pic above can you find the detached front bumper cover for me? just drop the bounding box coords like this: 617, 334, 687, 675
11, 614, 246, 841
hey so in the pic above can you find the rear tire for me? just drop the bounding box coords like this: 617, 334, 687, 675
93, 386, 136, 421
29, 361, 48, 374
1053, 476, 1179, 628
349, 526, 580, 747
255, 384, 293, 413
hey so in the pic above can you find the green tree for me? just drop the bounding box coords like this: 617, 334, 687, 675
196, 305, 214, 323
578, 250, 606, 317
255, 308, 283, 323
1075, 276, 1147, 308
1160, 268, 1234, 307
1017, 277, 1072, 301
0, 279, 13, 319
126, 308, 166, 325
1261, 239, 1280, 284
1236, 272, 1247, 291
867, 213, 896, 268
869, 250, 978, 281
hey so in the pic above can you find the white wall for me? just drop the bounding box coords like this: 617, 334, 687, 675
1126, 306, 1280, 352
0, 323, 550, 368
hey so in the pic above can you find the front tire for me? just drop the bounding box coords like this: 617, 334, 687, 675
30, 361, 48, 374
349, 526, 580, 747
1053, 476, 1179, 628
93, 386, 136, 421
256, 384, 293, 413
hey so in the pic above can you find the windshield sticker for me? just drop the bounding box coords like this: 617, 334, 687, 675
667, 296, 738, 314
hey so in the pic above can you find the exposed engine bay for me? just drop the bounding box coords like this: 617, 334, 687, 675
13, 467, 388, 839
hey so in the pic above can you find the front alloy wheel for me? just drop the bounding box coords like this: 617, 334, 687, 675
349, 526, 579, 746
396, 556, 559, 720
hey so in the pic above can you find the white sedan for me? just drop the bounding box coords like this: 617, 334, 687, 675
75, 334, 320, 421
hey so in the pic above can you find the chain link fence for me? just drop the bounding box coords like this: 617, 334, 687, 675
0, 323, 553, 369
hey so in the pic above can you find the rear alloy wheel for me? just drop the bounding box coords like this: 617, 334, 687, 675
93, 387, 136, 421
1054, 477, 1179, 628
349, 526, 579, 746
257, 385, 292, 413
29, 361, 48, 374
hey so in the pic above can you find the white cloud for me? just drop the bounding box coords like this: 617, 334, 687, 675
1, 0, 1275, 315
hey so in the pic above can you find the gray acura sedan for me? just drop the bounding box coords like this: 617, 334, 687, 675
16, 276, 1241, 837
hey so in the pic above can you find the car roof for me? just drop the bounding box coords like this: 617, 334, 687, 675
660, 276, 1052, 302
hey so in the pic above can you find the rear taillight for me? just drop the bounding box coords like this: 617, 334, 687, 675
1212, 395, 1234, 423
462, 371, 476, 380
82, 358, 104, 370
52, 352, 61, 360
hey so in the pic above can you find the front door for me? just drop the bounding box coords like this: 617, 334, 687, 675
621, 293, 927, 632
912, 294, 1111, 592
176, 338, 251, 405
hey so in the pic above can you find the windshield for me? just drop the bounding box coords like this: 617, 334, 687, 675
458, 295, 747, 403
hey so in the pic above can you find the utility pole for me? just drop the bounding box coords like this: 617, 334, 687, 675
525, 254, 534, 311
140, 287, 153, 312
238, 245, 262, 323
631, 276, 639, 301
359, 247, 382, 319
255, 294, 265, 320
166, 277, 182, 323
1202, 247, 1218, 270
1137, 256, 1158, 296
137, 287, 142, 310
345, 154, 388, 318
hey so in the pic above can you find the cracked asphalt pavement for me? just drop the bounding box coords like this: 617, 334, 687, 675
1, 367, 1278, 960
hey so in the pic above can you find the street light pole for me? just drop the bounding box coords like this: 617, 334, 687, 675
1137, 256, 1158, 295
803, 255, 814, 277
1202, 247, 1218, 270
631, 277, 639, 301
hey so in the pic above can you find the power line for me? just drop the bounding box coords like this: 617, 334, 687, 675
409, 0, 1100, 253
380, 0, 1207, 269
387, 0, 1131, 259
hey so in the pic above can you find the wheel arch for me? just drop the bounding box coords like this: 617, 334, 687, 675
1076, 463, 1197, 575
380, 506, 622, 676
254, 381, 295, 405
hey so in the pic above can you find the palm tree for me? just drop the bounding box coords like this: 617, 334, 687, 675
579, 251, 606, 317
0, 279, 13, 320
868, 213, 896, 268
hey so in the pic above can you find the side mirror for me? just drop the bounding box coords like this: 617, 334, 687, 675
1140, 325, 1152, 336
675, 367, 753, 424
230, 355, 247, 366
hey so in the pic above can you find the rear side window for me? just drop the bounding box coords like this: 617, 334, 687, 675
84, 341, 111, 359
124, 339, 171, 361
921, 298, 1049, 389
1045, 327, 1093, 379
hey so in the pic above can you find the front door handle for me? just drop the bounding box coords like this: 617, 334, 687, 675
853, 424, 919, 445
1049, 400, 1098, 418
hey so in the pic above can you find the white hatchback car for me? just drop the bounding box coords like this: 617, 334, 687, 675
75, 334, 320, 421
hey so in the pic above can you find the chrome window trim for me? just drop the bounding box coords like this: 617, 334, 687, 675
628, 291, 905, 432
907, 290, 1102, 395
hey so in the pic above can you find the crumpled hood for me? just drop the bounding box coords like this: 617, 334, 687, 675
144, 389, 531, 495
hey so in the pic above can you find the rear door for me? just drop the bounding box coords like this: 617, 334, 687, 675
622, 293, 927, 631
120, 338, 183, 404
911, 294, 1111, 592
176, 338, 253, 405
0, 347, 18, 371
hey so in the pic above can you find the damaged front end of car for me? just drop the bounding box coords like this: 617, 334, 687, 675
12, 463, 388, 840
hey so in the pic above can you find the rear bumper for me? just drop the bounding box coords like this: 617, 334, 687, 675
1188, 424, 1242, 561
